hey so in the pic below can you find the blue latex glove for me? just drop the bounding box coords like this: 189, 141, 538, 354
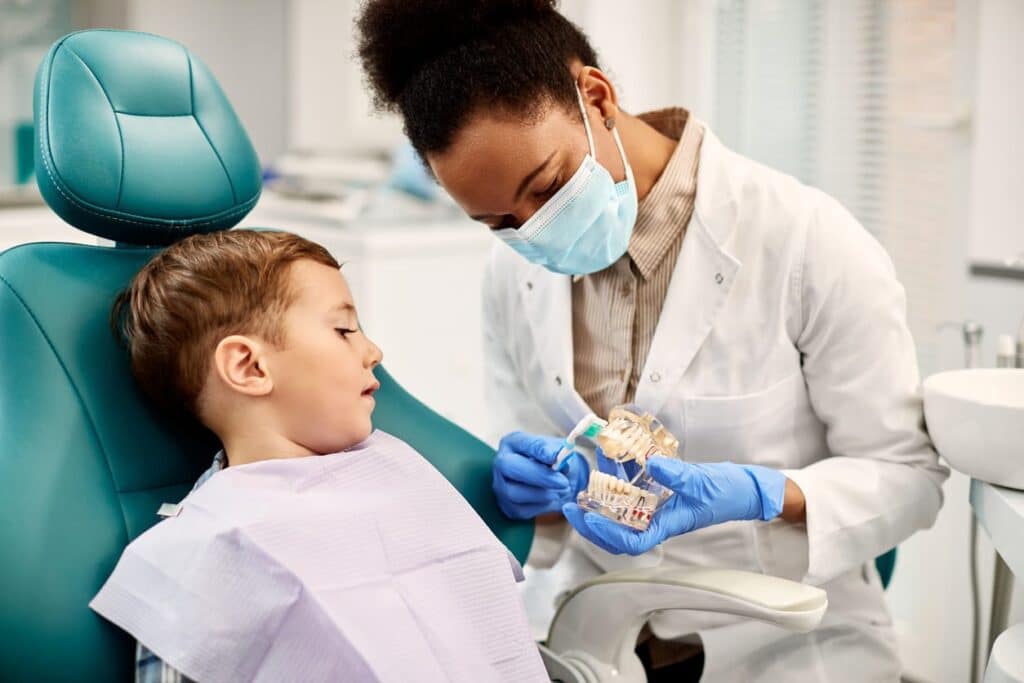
492, 431, 590, 520
563, 457, 787, 555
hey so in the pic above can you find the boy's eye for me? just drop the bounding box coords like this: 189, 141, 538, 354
335, 327, 358, 338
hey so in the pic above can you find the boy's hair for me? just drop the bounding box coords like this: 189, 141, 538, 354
112, 230, 340, 419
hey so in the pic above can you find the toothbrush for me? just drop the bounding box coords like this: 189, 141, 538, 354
553, 413, 607, 473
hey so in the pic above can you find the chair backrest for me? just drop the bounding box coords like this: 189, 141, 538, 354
876, 547, 896, 589
0, 29, 531, 679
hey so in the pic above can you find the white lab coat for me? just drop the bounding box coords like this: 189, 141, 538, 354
481, 125, 949, 682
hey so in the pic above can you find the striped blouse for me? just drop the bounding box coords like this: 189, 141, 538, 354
572, 108, 704, 416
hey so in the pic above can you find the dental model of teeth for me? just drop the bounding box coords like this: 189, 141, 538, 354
595, 405, 680, 467
578, 471, 659, 530
572, 405, 682, 531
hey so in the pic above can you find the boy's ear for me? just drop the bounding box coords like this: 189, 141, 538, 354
213, 335, 273, 397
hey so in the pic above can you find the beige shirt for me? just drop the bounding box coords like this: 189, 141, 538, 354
572, 109, 704, 416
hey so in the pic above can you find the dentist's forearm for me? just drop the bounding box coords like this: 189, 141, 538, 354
781, 477, 806, 523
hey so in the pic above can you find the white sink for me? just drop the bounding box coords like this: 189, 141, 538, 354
923, 369, 1024, 489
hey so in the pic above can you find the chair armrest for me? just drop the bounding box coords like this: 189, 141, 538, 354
546, 567, 827, 682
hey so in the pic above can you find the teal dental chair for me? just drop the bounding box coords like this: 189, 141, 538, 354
0, 30, 828, 682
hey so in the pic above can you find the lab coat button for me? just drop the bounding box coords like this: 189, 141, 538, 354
715, 272, 724, 284
555, 376, 563, 387
526, 281, 534, 291
650, 372, 662, 383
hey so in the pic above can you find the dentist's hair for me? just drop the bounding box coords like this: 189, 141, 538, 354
112, 230, 339, 420
356, 0, 600, 156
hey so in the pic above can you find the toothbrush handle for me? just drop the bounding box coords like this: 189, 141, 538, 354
553, 443, 573, 472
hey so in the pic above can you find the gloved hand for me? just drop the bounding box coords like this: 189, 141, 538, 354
492, 431, 590, 520
563, 457, 787, 555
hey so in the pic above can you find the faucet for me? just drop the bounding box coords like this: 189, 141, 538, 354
937, 320, 984, 369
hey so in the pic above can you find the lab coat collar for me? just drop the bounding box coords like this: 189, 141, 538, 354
516, 123, 742, 426
690, 123, 742, 245
514, 262, 591, 432
635, 124, 742, 416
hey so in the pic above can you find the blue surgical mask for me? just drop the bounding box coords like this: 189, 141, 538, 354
494, 88, 638, 275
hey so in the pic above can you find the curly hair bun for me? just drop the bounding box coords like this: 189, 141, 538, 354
356, 0, 598, 154
357, 0, 558, 109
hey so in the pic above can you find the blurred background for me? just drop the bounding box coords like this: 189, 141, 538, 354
1, 1, 1021, 681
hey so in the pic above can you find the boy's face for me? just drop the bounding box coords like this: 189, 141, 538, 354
266, 260, 383, 453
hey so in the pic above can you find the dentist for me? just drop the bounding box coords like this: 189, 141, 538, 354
356, 1, 948, 680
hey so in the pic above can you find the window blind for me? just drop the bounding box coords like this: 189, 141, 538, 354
711, 0, 964, 375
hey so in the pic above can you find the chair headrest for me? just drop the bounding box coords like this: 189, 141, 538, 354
34, 30, 262, 245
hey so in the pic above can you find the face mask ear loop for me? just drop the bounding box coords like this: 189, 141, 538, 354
610, 126, 635, 185
575, 86, 597, 157
576, 85, 633, 186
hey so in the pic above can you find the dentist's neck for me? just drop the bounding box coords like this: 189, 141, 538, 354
616, 112, 678, 203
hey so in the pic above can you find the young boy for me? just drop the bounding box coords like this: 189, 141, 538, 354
90, 230, 547, 682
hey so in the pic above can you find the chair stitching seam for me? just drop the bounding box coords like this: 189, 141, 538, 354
65, 47, 127, 210
188, 52, 238, 204
113, 112, 191, 117
118, 480, 198, 495
0, 271, 131, 541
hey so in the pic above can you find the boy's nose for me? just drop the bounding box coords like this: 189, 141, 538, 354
365, 337, 383, 368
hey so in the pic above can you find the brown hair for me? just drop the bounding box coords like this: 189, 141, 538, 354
112, 230, 340, 419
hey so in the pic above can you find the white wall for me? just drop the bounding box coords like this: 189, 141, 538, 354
283, 0, 716, 155
961, 0, 1023, 363
560, 0, 715, 119
287, 0, 402, 154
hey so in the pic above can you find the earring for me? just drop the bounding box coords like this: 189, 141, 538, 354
604, 117, 616, 130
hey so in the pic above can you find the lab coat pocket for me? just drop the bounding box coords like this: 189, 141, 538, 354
680, 372, 825, 470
